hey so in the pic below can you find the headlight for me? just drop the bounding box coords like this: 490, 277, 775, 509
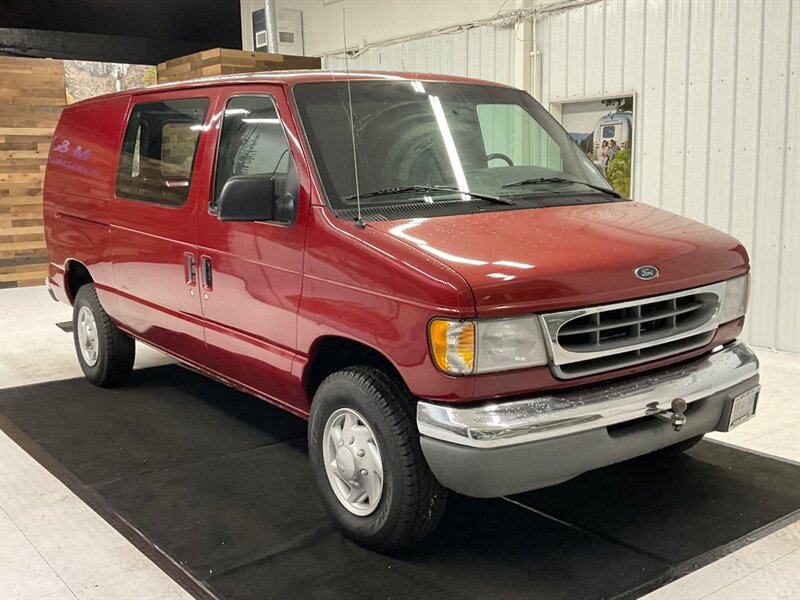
718, 274, 750, 323
476, 316, 548, 373
429, 316, 548, 375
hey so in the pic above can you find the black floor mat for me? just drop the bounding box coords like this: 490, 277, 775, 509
1, 365, 798, 600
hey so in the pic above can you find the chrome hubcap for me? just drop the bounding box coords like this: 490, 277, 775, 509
77, 306, 99, 367
322, 408, 384, 516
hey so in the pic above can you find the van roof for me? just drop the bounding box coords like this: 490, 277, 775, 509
66, 70, 514, 107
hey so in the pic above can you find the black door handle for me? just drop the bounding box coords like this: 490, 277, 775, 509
184, 253, 196, 285
201, 256, 213, 290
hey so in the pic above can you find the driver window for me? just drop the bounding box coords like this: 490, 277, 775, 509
477, 104, 562, 170
213, 95, 293, 211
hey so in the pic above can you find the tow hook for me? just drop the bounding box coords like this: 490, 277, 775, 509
647, 398, 688, 432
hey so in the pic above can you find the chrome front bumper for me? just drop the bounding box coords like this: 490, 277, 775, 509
417, 342, 760, 497
418, 342, 758, 449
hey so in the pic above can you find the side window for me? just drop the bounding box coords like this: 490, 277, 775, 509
213, 95, 293, 211
477, 104, 562, 171
116, 98, 209, 207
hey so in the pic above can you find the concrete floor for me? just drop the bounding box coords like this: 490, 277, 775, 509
1, 285, 798, 600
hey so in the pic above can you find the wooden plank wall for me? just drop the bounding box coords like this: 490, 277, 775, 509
157, 48, 321, 83
0, 57, 66, 288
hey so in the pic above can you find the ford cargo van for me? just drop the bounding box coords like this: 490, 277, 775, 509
43, 72, 760, 551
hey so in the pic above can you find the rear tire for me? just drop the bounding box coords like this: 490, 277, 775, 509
73, 284, 135, 387
308, 366, 448, 552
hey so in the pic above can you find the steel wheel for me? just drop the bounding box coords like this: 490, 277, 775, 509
322, 407, 384, 516
76, 305, 99, 367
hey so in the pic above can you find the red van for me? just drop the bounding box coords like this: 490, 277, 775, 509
43, 72, 759, 551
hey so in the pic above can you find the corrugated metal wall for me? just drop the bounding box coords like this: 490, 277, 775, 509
537, 0, 799, 352
321, 0, 799, 353
323, 25, 518, 86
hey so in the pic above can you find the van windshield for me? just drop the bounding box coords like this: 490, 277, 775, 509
292, 80, 620, 216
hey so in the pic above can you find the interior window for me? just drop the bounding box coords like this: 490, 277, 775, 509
116, 98, 208, 207
477, 103, 562, 171
161, 122, 201, 178
213, 95, 293, 211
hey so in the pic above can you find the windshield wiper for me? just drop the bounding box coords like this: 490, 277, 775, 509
501, 177, 621, 198
343, 185, 515, 205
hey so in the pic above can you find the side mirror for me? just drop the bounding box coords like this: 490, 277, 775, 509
218, 175, 276, 222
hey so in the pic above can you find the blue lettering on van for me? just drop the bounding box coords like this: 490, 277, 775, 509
49, 136, 97, 176
72, 145, 92, 161
47, 155, 98, 177
52, 137, 92, 161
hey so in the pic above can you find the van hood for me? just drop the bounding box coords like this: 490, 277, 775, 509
369, 202, 748, 316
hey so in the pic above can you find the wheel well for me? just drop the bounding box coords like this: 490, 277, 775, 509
65, 261, 93, 303
305, 337, 404, 401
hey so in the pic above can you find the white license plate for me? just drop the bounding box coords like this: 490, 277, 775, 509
728, 387, 759, 430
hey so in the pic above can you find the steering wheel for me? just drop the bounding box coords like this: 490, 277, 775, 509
486, 152, 514, 166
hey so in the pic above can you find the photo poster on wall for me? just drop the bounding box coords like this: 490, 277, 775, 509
560, 96, 634, 197
64, 61, 157, 104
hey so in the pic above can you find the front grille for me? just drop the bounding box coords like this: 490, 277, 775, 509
557, 292, 717, 352
556, 331, 715, 378
541, 282, 725, 379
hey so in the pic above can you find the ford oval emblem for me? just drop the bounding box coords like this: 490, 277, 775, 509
634, 265, 659, 280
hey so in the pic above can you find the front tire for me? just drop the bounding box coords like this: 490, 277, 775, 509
73, 284, 135, 387
308, 366, 447, 552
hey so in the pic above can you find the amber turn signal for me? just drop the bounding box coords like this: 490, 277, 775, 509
429, 319, 475, 375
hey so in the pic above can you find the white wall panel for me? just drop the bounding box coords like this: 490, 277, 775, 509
537, 15, 552, 103
323, 25, 517, 86
774, 0, 798, 353
705, 0, 738, 234
567, 7, 588, 96
682, 0, 714, 224
662, 0, 692, 217
537, 0, 799, 352
547, 12, 569, 100
751, 0, 793, 349
639, 1, 668, 207
621, 0, 646, 201
603, 0, 626, 96
584, 1, 605, 97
